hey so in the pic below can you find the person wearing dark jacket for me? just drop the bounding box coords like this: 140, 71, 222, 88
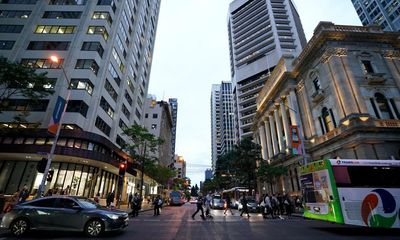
240, 194, 250, 218
191, 195, 205, 220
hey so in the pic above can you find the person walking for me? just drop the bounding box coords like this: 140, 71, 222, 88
263, 193, 274, 219
204, 192, 212, 218
224, 195, 234, 215
18, 185, 29, 203
239, 194, 250, 218
192, 194, 205, 220
283, 194, 293, 218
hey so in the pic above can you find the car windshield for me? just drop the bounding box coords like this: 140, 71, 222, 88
75, 197, 100, 209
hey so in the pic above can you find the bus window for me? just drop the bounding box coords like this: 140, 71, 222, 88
301, 172, 331, 204
333, 166, 400, 188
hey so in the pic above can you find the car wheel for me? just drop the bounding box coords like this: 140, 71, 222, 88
10, 218, 30, 236
84, 219, 104, 237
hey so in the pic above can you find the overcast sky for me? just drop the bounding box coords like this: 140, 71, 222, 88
148, 0, 361, 187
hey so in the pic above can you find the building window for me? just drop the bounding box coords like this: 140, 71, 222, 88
92, 11, 112, 25
121, 104, 130, 119
108, 63, 120, 86
112, 48, 124, 71
81, 42, 104, 57
145, 113, 148, 118
0, 24, 23, 33
95, 116, 111, 136
100, 97, 114, 119
75, 59, 99, 75
87, 26, 108, 41
361, 60, 374, 74
320, 107, 336, 134
152, 114, 158, 119
27, 41, 70, 50
42, 11, 82, 19
0, 10, 31, 18
49, 0, 86, 5
0, 0, 37, 4
124, 90, 132, 105
35, 25, 75, 34
69, 78, 93, 95
116, 135, 126, 147
0, 99, 48, 112
135, 109, 141, 119
0, 40, 15, 50
313, 77, 321, 91
66, 100, 88, 117
104, 79, 118, 102
119, 119, 127, 130
372, 93, 395, 119
21, 58, 63, 69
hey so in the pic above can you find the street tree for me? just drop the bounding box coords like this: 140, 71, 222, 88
0, 58, 54, 113
123, 124, 164, 200
257, 160, 288, 194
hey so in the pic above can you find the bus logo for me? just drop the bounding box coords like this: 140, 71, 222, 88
361, 189, 398, 228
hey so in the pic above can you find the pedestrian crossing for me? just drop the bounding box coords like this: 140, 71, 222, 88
130, 215, 309, 223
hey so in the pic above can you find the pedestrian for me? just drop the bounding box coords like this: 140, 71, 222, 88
153, 195, 162, 216
4, 190, 19, 213
130, 193, 141, 217
283, 194, 293, 218
224, 195, 234, 215
45, 189, 53, 197
0, 190, 5, 213
239, 194, 250, 218
64, 185, 71, 195
191, 194, 205, 220
263, 194, 274, 219
18, 185, 29, 203
204, 192, 212, 218
128, 192, 133, 208
277, 193, 284, 216
107, 190, 115, 208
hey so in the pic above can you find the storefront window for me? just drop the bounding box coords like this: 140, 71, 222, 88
56, 163, 67, 190
6, 161, 27, 194
63, 163, 76, 190
74, 139, 82, 149
35, 138, 46, 145
57, 138, 67, 146
98, 170, 105, 197
20, 162, 37, 194
77, 167, 88, 196
81, 141, 88, 150
48, 162, 60, 191
0, 161, 15, 194
24, 138, 35, 144
66, 139, 74, 148
14, 137, 24, 144
71, 164, 83, 195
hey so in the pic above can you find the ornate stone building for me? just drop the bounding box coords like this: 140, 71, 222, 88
254, 22, 400, 196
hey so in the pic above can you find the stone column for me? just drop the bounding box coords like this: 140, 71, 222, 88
274, 107, 284, 153
258, 123, 268, 160
280, 99, 291, 149
287, 90, 300, 126
269, 114, 279, 156
263, 117, 273, 159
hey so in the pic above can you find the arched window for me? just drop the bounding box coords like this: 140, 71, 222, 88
322, 107, 335, 133
375, 93, 394, 119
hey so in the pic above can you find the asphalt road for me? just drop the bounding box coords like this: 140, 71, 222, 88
1, 203, 399, 239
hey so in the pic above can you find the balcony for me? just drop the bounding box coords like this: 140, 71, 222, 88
366, 73, 386, 85
311, 89, 325, 102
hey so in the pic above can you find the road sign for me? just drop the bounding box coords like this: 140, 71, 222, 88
48, 96, 66, 135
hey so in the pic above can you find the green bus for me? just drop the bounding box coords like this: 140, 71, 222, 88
300, 159, 400, 228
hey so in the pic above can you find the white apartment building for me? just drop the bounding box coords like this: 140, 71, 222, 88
228, 0, 307, 140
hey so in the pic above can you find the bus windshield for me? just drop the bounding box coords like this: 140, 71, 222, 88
333, 165, 400, 188
300, 170, 333, 204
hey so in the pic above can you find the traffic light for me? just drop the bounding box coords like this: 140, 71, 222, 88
36, 158, 47, 173
119, 163, 126, 176
47, 169, 54, 182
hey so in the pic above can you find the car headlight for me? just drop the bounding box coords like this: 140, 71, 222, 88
105, 213, 119, 220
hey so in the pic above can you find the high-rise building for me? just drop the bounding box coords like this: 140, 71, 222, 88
173, 155, 186, 179
228, 0, 307, 140
0, 0, 161, 199
143, 96, 173, 167
168, 98, 178, 157
210, 84, 221, 172
210, 82, 235, 173
205, 169, 213, 180
351, 0, 400, 31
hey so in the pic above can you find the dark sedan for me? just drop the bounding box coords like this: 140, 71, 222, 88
0, 196, 129, 237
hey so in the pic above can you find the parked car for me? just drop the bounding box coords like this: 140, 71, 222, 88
0, 196, 129, 237
238, 198, 259, 213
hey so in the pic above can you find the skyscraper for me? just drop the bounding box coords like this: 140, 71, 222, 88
351, 0, 400, 31
168, 98, 178, 157
210, 82, 235, 173
0, 0, 161, 199
228, 0, 307, 140
210, 84, 221, 173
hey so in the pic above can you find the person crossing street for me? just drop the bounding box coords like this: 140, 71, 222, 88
192, 194, 205, 220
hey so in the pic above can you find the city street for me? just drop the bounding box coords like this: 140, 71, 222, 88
1, 203, 399, 240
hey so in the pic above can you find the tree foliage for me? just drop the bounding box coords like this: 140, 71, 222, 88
257, 160, 288, 184
0, 58, 54, 112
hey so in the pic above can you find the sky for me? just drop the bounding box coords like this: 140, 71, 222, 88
148, 0, 362, 187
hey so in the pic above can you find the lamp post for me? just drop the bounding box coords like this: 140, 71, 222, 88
37, 56, 71, 198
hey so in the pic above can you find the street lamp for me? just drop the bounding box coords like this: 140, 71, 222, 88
36, 55, 71, 198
